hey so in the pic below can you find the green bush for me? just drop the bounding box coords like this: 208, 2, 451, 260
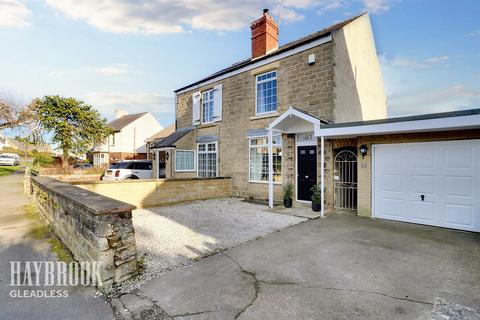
33, 153, 54, 167
310, 184, 322, 203
283, 182, 293, 200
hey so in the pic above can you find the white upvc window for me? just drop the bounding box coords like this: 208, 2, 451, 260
197, 142, 217, 178
175, 150, 195, 172
202, 89, 215, 124
255, 71, 277, 115
249, 135, 282, 183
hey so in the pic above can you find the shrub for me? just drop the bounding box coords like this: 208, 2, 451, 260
283, 182, 293, 200
310, 184, 322, 203
33, 153, 54, 167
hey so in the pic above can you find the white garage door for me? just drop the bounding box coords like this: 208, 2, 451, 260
373, 140, 480, 232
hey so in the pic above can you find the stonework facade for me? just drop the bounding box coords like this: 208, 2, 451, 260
165, 13, 386, 208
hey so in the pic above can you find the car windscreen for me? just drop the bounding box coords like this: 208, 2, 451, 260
109, 162, 131, 169
0, 155, 15, 159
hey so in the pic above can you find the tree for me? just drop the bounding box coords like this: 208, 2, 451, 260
36, 96, 111, 167
0, 97, 37, 130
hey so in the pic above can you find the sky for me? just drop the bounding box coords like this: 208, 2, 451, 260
0, 0, 479, 129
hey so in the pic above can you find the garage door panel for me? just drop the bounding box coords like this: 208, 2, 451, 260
408, 147, 435, 167
409, 200, 436, 223
444, 204, 473, 228
444, 176, 473, 197
445, 146, 473, 168
374, 140, 480, 232
410, 175, 435, 195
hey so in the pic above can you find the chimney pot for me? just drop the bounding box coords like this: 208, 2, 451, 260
250, 9, 278, 59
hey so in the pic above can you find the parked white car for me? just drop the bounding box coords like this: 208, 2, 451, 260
102, 160, 153, 180
0, 153, 20, 166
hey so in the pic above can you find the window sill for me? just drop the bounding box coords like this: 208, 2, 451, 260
250, 112, 279, 121
198, 122, 217, 129
248, 180, 282, 185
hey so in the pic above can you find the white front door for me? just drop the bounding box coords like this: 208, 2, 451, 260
373, 140, 480, 232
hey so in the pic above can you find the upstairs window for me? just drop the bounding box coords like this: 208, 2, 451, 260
202, 90, 215, 123
256, 71, 277, 114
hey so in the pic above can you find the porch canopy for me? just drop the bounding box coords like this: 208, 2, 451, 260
266, 107, 326, 215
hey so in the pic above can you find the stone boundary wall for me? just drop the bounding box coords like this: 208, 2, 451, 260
73, 177, 232, 208
27, 173, 138, 287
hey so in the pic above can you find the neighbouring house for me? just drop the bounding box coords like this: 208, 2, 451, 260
91, 110, 163, 166
0, 137, 51, 153
151, 10, 480, 233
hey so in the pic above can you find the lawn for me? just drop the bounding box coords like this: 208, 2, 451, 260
0, 166, 19, 176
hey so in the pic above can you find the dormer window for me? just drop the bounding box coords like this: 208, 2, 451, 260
256, 71, 277, 115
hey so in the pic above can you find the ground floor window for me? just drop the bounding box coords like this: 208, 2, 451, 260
197, 142, 217, 178
175, 150, 195, 172
249, 135, 282, 183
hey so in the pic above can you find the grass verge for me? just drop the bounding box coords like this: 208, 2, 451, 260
23, 204, 74, 262
0, 166, 19, 176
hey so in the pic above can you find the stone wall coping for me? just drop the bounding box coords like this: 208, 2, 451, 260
33, 176, 137, 215
71, 176, 232, 185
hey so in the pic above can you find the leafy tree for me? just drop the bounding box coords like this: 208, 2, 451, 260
36, 96, 111, 167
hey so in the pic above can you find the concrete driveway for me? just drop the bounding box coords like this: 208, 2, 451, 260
138, 212, 480, 319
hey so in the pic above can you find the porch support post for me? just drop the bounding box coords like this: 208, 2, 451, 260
320, 136, 325, 217
268, 127, 274, 208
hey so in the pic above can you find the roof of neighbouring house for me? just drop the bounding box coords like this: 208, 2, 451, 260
147, 124, 176, 142
321, 108, 480, 129
174, 12, 366, 93
150, 126, 194, 149
107, 112, 148, 132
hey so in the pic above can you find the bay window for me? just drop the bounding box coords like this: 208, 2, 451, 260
249, 135, 282, 183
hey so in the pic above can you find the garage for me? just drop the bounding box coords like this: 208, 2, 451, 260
373, 140, 480, 232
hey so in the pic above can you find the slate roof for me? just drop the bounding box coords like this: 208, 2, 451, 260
147, 124, 176, 142
150, 126, 194, 148
174, 13, 366, 93
108, 112, 148, 132
322, 108, 480, 129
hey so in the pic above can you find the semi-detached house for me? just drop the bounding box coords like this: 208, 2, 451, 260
151, 10, 480, 233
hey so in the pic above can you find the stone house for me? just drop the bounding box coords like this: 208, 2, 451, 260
151, 10, 480, 232
92, 110, 163, 165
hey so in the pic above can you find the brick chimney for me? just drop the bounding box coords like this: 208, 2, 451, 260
250, 9, 279, 59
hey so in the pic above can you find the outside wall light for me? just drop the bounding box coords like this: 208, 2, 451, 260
359, 144, 368, 159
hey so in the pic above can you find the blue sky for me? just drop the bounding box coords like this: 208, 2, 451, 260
0, 0, 479, 128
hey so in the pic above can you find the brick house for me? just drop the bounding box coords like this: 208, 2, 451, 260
92, 111, 163, 165
151, 10, 480, 232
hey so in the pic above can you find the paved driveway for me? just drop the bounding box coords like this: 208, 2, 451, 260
138, 213, 480, 319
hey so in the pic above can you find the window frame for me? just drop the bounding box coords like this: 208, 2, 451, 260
248, 135, 282, 184
197, 141, 218, 178
201, 89, 215, 124
255, 70, 278, 116
175, 149, 196, 172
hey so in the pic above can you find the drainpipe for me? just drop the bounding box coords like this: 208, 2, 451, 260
268, 127, 274, 208
320, 136, 325, 218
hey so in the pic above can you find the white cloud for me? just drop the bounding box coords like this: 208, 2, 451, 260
44, 0, 320, 34
0, 0, 31, 28
467, 30, 480, 37
362, 0, 392, 13
88, 64, 128, 76
380, 55, 450, 70
83, 92, 175, 120
388, 85, 480, 117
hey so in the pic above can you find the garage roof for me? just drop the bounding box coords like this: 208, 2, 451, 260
318, 108, 480, 138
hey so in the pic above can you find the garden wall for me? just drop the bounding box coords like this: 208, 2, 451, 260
73, 177, 232, 208
27, 174, 138, 287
